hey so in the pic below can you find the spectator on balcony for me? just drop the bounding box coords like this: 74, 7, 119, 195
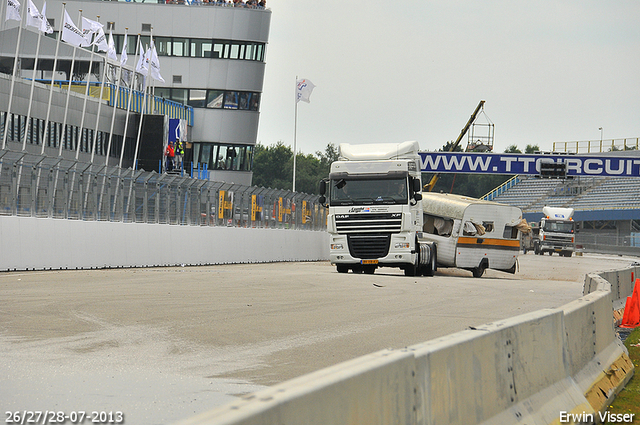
165, 141, 175, 172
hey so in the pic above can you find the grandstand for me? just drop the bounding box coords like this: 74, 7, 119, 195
483, 170, 640, 254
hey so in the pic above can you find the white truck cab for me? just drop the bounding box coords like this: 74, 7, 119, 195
319, 141, 436, 276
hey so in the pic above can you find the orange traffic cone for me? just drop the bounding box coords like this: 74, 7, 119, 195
620, 279, 640, 328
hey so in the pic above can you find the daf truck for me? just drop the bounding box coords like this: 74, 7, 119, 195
318, 141, 528, 277
533, 206, 576, 257
318, 141, 437, 276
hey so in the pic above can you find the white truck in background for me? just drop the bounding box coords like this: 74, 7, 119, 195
533, 206, 576, 257
318, 141, 528, 277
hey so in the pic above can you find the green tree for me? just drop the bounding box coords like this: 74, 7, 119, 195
525, 144, 540, 154
504, 144, 522, 153
252, 142, 339, 194
252, 142, 293, 190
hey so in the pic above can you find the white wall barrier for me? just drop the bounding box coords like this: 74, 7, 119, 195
177, 266, 639, 425
0, 216, 329, 270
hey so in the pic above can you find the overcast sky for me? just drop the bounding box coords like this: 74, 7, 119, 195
256, 1, 640, 156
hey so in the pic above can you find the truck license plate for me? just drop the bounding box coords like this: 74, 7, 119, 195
361, 259, 378, 265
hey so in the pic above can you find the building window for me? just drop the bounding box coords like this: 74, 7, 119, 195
207, 90, 224, 108
194, 143, 254, 172
108, 35, 265, 62
156, 37, 171, 56
190, 39, 213, 58
188, 89, 206, 108
171, 38, 189, 57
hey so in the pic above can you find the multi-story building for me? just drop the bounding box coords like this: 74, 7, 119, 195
0, 0, 271, 186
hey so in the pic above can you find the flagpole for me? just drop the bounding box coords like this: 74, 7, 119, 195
90, 16, 110, 164
76, 14, 98, 161
292, 75, 298, 193
132, 42, 150, 170
21, 0, 44, 151
62, 9, 82, 158
40, 2, 65, 155
1, 0, 27, 150
105, 28, 127, 166
118, 33, 140, 169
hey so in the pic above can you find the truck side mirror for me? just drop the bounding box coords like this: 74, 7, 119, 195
414, 193, 422, 201
318, 195, 326, 205
412, 178, 421, 193
318, 180, 326, 195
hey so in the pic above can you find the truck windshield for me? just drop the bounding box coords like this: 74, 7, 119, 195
543, 221, 575, 233
329, 178, 408, 206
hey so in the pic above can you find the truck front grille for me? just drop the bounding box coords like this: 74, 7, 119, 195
347, 234, 391, 259
335, 213, 402, 234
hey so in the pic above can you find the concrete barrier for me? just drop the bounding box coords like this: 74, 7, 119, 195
0, 216, 329, 270
175, 264, 638, 425
176, 349, 417, 425
410, 309, 590, 425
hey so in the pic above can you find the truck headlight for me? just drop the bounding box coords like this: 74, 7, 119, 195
394, 242, 410, 249
331, 243, 344, 250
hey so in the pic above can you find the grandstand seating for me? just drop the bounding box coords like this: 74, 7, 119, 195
490, 175, 640, 214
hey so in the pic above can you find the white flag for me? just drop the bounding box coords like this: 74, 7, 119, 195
120, 33, 128, 66
39, 2, 52, 34
26, 0, 40, 28
135, 40, 148, 76
5, 0, 21, 22
296, 78, 316, 103
107, 30, 117, 61
81, 16, 102, 46
62, 10, 89, 47
93, 26, 109, 52
148, 41, 165, 83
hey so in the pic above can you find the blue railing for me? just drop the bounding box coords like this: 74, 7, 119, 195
34, 79, 193, 125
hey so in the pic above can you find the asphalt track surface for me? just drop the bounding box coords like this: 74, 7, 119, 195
1, 253, 638, 424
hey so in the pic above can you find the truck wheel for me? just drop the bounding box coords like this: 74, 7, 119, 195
423, 244, 437, 277
336, 265, 349, 273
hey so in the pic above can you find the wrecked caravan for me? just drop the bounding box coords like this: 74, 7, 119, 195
418, 192, 528, 277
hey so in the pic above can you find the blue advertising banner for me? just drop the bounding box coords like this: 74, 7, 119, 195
419, 152, 640, 177
168, 119, 181, 143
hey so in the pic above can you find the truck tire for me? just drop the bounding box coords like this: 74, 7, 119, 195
404, 263, 418, 277
422, 244, 437, 277
336, 265, 349, 273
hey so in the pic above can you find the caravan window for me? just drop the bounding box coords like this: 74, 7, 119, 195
483, 221, 494, 233
423, 214, 454, 237
503, 226, 519, 239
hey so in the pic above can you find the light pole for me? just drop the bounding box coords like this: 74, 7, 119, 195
599, 127, 603, 151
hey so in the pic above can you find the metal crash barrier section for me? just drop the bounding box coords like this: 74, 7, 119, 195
0, 149, 326, 230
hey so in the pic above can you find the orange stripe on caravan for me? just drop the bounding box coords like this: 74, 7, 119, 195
457, 237, 520, 248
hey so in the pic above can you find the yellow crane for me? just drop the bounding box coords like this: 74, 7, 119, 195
424, 100, 486, 192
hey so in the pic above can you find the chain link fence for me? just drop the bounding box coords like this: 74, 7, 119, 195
0, 149, 327, 231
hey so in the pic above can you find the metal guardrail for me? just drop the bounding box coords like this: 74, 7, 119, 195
481, 175, 520, 201
0, 149, 327, 230
553, 138, 640, 153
